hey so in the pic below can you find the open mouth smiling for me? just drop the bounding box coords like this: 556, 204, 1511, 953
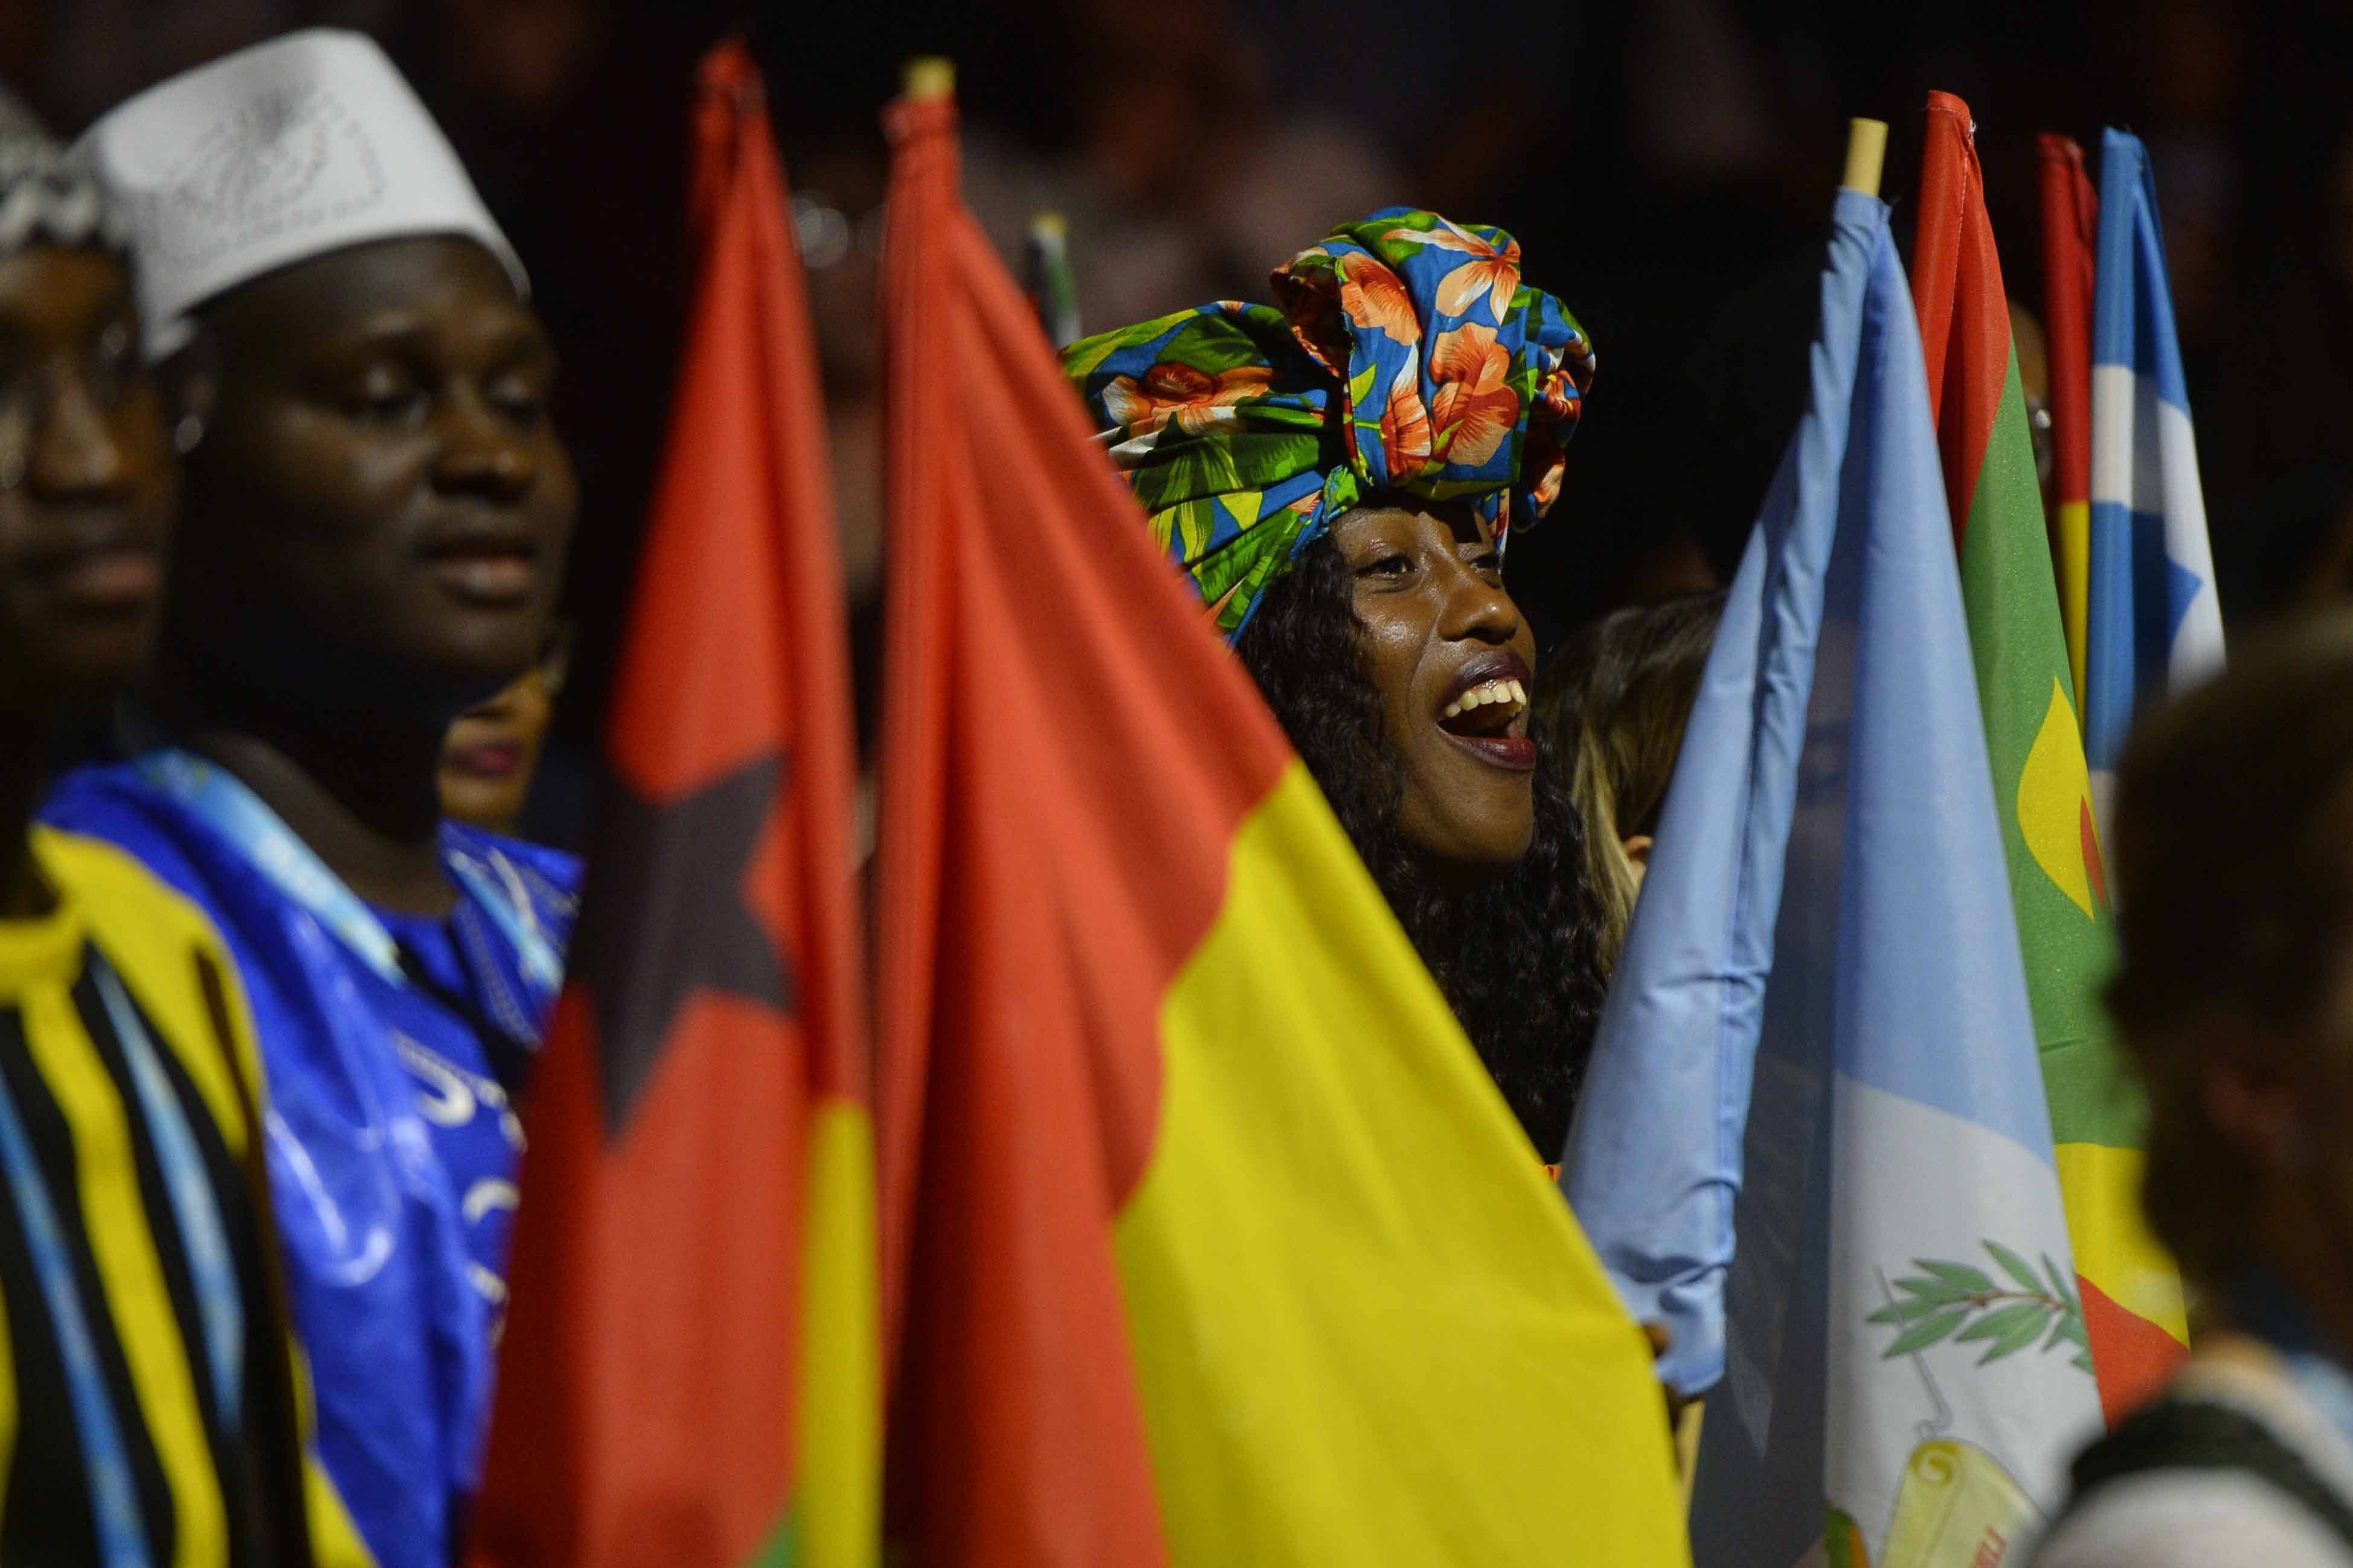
1435, 652, 1537, 772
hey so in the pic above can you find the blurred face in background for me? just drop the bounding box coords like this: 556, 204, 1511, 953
2104, 620, 2353, 1337
439, 624, 568, 833
2011, 301, 2056, 520
0, 244, 173, 720
432, 0, 610, 119
167, 234, 577, 726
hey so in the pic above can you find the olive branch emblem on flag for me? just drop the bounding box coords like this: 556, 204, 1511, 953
1868, 1241, 2095, 1374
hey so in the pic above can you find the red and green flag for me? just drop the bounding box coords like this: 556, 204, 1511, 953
872, 73, 1687, 1568
2038, 133, 2099, 708
468, 39, 876, 1568
1912, 91, 2186, 1425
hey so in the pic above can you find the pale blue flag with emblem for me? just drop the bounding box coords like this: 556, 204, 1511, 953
1565, 185, 2104, 1568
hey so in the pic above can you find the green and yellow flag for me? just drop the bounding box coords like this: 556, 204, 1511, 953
1911, 91, 2187, 1424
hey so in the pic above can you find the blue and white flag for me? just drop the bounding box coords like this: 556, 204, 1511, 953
2084, 129, 2224, 803
1564, 187, 2102, 1567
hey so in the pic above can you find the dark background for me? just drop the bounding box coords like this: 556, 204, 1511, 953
14, 0, 2352, 776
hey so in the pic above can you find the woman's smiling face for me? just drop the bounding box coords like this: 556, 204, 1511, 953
1331, 498, 1538, 872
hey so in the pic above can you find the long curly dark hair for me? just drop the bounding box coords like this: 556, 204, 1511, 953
1236, 534, 1611, 1157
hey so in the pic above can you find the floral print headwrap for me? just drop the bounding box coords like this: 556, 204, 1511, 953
1064, 207, 1594, 639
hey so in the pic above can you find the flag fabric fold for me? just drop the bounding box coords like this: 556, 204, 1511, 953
1693, 175, 2099, 1568
874, 82, 1687, 1568
2038, 134, 2098, 706
467, 39, 876, 1568
2085, 130, 2225, 799
1912, 94, 2185, 1426
1558, 179, 1871, 1403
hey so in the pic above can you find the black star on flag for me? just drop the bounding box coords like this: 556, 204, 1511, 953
568, 752, 795, 1135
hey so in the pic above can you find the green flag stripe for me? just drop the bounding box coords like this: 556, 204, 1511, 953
750, 1508, 797, 1568
1957, 348, 2144, 1150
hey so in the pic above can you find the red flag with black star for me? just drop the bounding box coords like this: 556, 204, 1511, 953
467, 37, 876, 1568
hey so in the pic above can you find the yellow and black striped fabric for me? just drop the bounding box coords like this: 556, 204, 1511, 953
0, 827, 368, 1568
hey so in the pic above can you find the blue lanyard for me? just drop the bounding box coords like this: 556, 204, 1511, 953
0, 1023, 153, 1568
132, 748, 563, 1012
93, 955, 243, 1436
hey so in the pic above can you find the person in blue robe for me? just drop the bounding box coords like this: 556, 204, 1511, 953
50, 31, 582, 1567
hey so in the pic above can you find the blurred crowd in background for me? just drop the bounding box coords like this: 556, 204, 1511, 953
12, 0, 2349, 840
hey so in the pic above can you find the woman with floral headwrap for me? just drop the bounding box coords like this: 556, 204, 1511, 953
1065, 208, 1607, 1157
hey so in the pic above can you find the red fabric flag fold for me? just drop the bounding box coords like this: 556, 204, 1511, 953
2038, 133, 2098, 703
873, 78, 1686, 1568
469, 37, 875, 1568
874, 85, 1199, 1564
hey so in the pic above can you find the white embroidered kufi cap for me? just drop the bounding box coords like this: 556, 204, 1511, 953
77, 28, 526, 358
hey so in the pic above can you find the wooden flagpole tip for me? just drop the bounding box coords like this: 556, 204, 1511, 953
1842, 117, 1888, 198
902, 57, 955, 101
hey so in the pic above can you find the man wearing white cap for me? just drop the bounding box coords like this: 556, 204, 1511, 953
47, 31, 581, 1568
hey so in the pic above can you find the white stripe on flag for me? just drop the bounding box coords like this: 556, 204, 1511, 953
2088, 363, 2160, 513
2156, 393, 2223, 686
1825, 1076, 2102, 1559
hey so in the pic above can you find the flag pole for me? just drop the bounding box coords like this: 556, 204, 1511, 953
1843, 117, 1889, 197
902, 55, 954, 100
1024, 211, 1082, 349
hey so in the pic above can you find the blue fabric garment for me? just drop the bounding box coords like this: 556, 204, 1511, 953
42, 754, 577, 1568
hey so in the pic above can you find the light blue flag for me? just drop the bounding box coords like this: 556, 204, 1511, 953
1564, 187, 2101, 1565
2084, 129, 2224, 797
1559, 187, 1875, 1399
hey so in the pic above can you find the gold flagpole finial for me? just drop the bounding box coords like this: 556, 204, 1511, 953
1842, 117, 1889, 198
902, 57, 955, 101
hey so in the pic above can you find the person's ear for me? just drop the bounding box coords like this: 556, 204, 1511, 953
1622, 834, 1654, 871
156, 329, 219, 457
539, 619, 576, 697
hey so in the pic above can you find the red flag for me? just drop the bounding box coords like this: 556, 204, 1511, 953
1912, 93, 2018, 545
872, 78, 1169, 1561
873, 74, 1686, 1568
469, 39, 876, 1568
1913, 92, 2186, 1427
2038, 133, 2098, 705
